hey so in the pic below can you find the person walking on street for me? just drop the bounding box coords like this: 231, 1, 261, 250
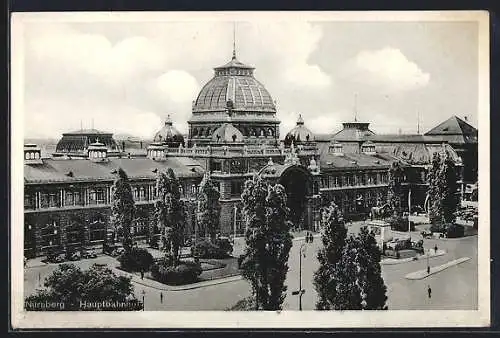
427, 285, 432, 299
427, 266, 431, 274
141, 270, 144, 280
434, 244, 438, 253
160, 292, 163, 304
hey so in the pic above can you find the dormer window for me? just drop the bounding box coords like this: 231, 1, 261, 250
24, 144, 43, 164
330, 143, 343, 155
362, 142, 376, 155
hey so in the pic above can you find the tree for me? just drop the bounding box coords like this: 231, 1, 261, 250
155, 168, 186, 266
313, 202, 347, 310
196, 173, 221, 242
427, 152, 459, 225
25, 263, 142, 310
110, 168, 136, 253
240, 175, 293, 310
427, 153, 441, 224
387, 161, 405, 218
331, 236, 363, 310
357, 227, 388, 310
440, 153, 459, 224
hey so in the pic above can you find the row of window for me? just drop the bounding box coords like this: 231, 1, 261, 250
25, 183, 202, 210
191, 126, 276, 138
320, 172, 389, 189
25, 216, 151, 249
215, 69, 253, 76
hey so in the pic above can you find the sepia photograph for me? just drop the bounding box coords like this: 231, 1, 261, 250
10, 11, 489, 328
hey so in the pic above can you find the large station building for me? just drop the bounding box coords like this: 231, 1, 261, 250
23, 48, 477, 258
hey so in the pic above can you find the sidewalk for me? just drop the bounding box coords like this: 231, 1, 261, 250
405, 257, 471, 280
112, 266, 243, 291
381, 249, 446, 265
25, 257, 47, 268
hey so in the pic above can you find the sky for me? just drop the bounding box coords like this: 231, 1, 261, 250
21, 17, 479, 140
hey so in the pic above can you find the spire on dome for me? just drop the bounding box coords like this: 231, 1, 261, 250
165, 114, 173, 126
232, 22, 237, 60
297, 114, 304, 125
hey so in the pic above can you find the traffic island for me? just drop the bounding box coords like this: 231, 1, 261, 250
404, 257, 471, 280
381, 249, 446, 265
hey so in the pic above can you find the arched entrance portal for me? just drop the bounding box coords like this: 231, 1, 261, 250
278, 166, 313, 231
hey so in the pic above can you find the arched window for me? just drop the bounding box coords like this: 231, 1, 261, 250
30, 152, 35, 159
268, 128, 273, 137
139, 187, 145, 200
25, 152, 29, 160
35, 152, 40, 159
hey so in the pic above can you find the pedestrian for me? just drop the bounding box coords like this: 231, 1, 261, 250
434, 244, 438, 253
160, 292, 163, 304
141, 270, 144, 280
427, 285, 432, 299
309, 233, 314, 243
427, 266, 430, 274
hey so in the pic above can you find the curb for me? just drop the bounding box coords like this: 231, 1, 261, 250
381, 250, 446, 265
435, 235, 478, 241
131, 275, 243, 291
404, 257, 471, 280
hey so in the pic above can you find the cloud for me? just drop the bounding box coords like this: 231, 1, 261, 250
22, 20, 333, 139
342, 47, 430, 92
156, 70, 200, 104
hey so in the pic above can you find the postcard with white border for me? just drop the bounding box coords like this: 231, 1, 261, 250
11, 10, 490, 329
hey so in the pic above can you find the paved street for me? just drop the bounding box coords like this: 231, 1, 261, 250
24, 221, 477, 311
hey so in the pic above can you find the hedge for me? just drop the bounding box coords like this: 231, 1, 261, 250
429, 223, 465, 238
151, 260, 202, 285
191, 238, 233, 259
118, 247, 154, 272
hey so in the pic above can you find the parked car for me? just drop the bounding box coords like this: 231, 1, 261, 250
81, 249, 98, 259
111, 247, 125, 257
47, 252, 65, 263
421, 230, 432, 239
67, 250, 81, 261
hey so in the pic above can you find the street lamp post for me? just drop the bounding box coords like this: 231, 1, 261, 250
427, 248, 431, 275
233, 205, 238, 240
292, 242, 308, 311
142, 289, 146, 311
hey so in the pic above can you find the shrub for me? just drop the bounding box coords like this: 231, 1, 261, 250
237, 254, 245, 269
429, 223, 465, 238
228, 296, 255, 311
151, 260, 202, 285
191, 238, 233, 259
389, 216, 415, 232
118, 247, 154, 272
445, 224, 465, 238
429, 223, 446, 234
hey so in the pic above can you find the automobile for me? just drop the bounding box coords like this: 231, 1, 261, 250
432, 232, 445, 239
112, 247, 125, 257
47, 252, 65, 263
67, 251, 81, 261
81, 249, 98, 259
421, 230, 432, 239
